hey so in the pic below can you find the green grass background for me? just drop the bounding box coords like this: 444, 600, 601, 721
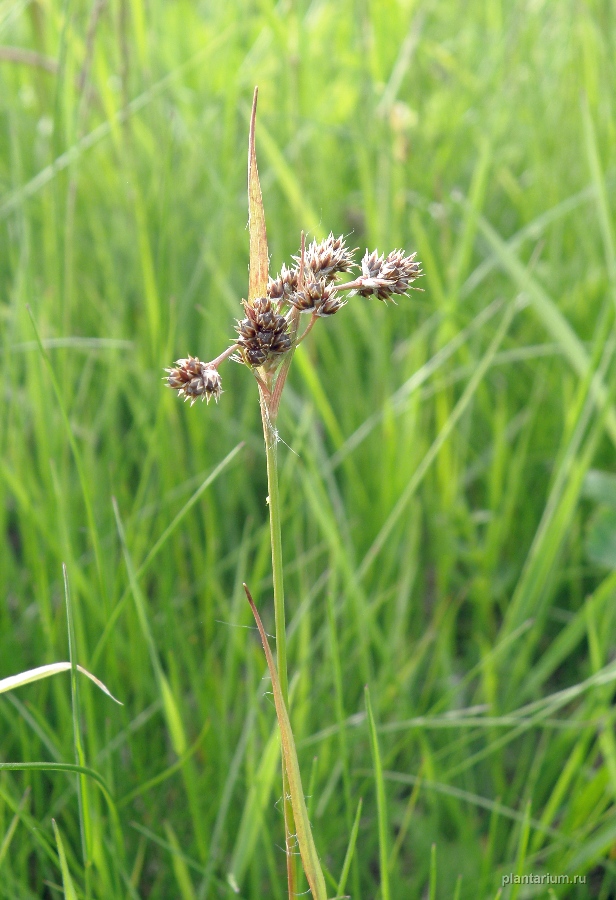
1, 0, 616, 897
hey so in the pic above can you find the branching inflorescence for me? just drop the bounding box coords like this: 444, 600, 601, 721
165, 233, 422, 403
163, 86, 423, 900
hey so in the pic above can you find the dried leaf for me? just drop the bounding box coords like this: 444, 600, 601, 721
244, 584, 327, 900
247, 87, 269, 303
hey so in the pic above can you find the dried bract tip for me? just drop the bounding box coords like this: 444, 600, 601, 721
164, 356, 223, 405
288, 278, 346, 317
357, 249, 423, 302
235, 296, 292, 369
293, 233, 356, 282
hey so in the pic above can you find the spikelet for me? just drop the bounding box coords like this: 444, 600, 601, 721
164, 357, 223, 405
356, 249, 423, 302
235, 297, 292, 368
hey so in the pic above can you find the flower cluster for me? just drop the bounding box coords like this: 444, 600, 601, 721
164, 356, 222, 405
288, 278, 346, 317
356, 249, 422, 302
235, 296, 292, 369
164, 233, 422, 403
295, 233, 356, 281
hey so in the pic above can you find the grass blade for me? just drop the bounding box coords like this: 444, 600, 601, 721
244, 583, 327, 900
63, 565, 91, 888
428, 843, 437, 900
365, 686, 390, 900
52, 819, 79, 900
0, 662, 121, 703
510, 801, 531, 900
227, 719, 281, 892
0, 788, 30, 868
164, 821, 197, 900
336, 797, 362, 898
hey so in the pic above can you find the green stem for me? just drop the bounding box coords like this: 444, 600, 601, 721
260, 389, 297, 898
261, 399, 289, 705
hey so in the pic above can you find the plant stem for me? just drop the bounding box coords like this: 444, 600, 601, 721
270, 307, 300, 417
208, 343, 239, 368
260, 390, 297, 897
261, 401, 289, 705
295, 312, 318, 347
334, 278, 363, 291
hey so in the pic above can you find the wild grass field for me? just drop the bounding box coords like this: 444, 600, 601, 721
1, 0, 616, 897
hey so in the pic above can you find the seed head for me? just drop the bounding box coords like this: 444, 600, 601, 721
288, 278, 346, 317
235, 296, 292, 368
164, 356, 223, 405
293, 233, 356, 282
357, 249, 422, 301
267, 264, 299, 301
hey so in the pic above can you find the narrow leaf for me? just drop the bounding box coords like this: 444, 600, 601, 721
2, 763, 124, 872
247, 87, 269, 302
428, 843, 437, 900
0, 788, 30, 867
164, 821, 197, 900
452, 874, 463, 900
227, 719, 281, 889
52, 820, 79, 900
63, 565, 91, 875
51, 819, 77, 900
336, 797, 362, 897
365, 686, 390, 900
0, 662, 122, 704
510, 801, 532, 900
1, 762, 114, 803
244, 584, 327, 900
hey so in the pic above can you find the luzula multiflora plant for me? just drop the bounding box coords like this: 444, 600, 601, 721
165, 88, 422, 900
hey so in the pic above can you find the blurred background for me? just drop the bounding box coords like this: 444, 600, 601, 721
1, 0, 616, 897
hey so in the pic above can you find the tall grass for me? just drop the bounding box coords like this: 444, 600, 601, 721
1, 0, 615, 897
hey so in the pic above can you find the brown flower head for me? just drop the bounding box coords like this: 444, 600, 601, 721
357, 249, 422, 302
293, 233, 356, 282
235, 296, 292, 368
267, 264, 299, 302
288, 278, 346, 317
164, 356, 222, 405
